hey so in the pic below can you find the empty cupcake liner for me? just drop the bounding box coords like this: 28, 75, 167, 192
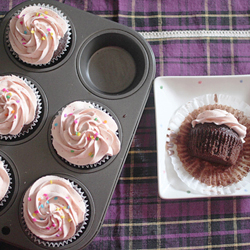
167, 93, 250, 195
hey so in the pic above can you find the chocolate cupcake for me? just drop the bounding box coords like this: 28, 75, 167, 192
0, 75, 42, 140
7, 4, 71, 66
188, 109, 246, 166
22, 175, 90, 247
166, 94, 250, 195
51, 101, 121, 169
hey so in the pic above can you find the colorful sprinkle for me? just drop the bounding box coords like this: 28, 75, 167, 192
61, 215, 65, 219
34, 210, 39, 214
33, 218, 37, 222
44, 194, 48, 197
50, 180, 53, 184
54, 197, 58, 200
28, 197, 31, 201
44, 11, 48, 14
11, 110, 15, 114
103, 120, 107, 124
68, 218, 72, 222
56, 234, 60, 237
95, 137, 99, 141
38, 197, 41, 201
31, 30, 35, 34
20, 21, 23, 25
94, 118, 98, 121
47, 28, 51, 32
16, 100, 20, 103
74, 119, 78, 124
54, 123, 58, 127
17, 15, 20, 19
5, 114, 8, 117
32, 213, 36, 217
71, 150, 74, 153
46, 227, 50, 230
24, 30, 27, 34
41, 204, 44, 208
41, 36, 46, 40
64, 114, 67, 117
46, 200, 49, 204
88, 152, 94, 157
22, 42, 26, 45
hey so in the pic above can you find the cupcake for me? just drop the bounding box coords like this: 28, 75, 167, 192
7, 4, 70, 66
0, 160, 10, 204
189, 109, 246, 166
51, 101, 121, 168
22, 175, 89, 246
0, 75, 41, 140
166, 94, 250, 195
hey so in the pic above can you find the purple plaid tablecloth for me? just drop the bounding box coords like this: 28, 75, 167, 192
1, 0, 250, 249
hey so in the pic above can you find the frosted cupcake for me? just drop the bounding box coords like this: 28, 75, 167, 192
7, 4, 70, 66
22, 175, 89, 247
0, 75, 42, 140
0, 160, 10, 204
51, 101, 121, 168
166, 94, 250, 195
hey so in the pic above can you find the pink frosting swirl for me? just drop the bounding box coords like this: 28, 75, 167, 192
51, 101, 121, 166
0, 75, 37, 135
9, 6, 68, 65
192, 109, 247, 141
23, 175, 86, 242
0, 161, 10, 201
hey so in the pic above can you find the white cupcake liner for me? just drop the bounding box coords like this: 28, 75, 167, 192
21, 179, 90, 248
5, 3, 71, 67
167, 93, 250, 195
0, 156, 13, 207
0, 75, 43, 140
51, 101, 120, 169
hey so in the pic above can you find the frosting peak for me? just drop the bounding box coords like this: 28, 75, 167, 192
192, 109, 247, 141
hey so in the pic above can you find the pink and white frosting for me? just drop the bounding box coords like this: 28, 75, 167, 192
9, 6, 68, 65
0, 75, 37, 135
0, 160, 10, 201
23, 175, 86, 242
51, 101, 121, 166
192, 109, 247, 141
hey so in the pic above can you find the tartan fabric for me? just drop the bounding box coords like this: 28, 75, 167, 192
1, 0, 250, 249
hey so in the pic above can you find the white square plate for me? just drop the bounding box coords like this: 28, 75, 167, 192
154, 75, 250, 199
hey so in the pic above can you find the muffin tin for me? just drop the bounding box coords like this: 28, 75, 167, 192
0, 1, 155, 249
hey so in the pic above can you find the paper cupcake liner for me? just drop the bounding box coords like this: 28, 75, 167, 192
167, 93, 250, 195
0, 75, 43, 141
21, 179, 90, 248
5, 3, 71, 67
0, 156, 13, 208
51, 101, 120, 170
